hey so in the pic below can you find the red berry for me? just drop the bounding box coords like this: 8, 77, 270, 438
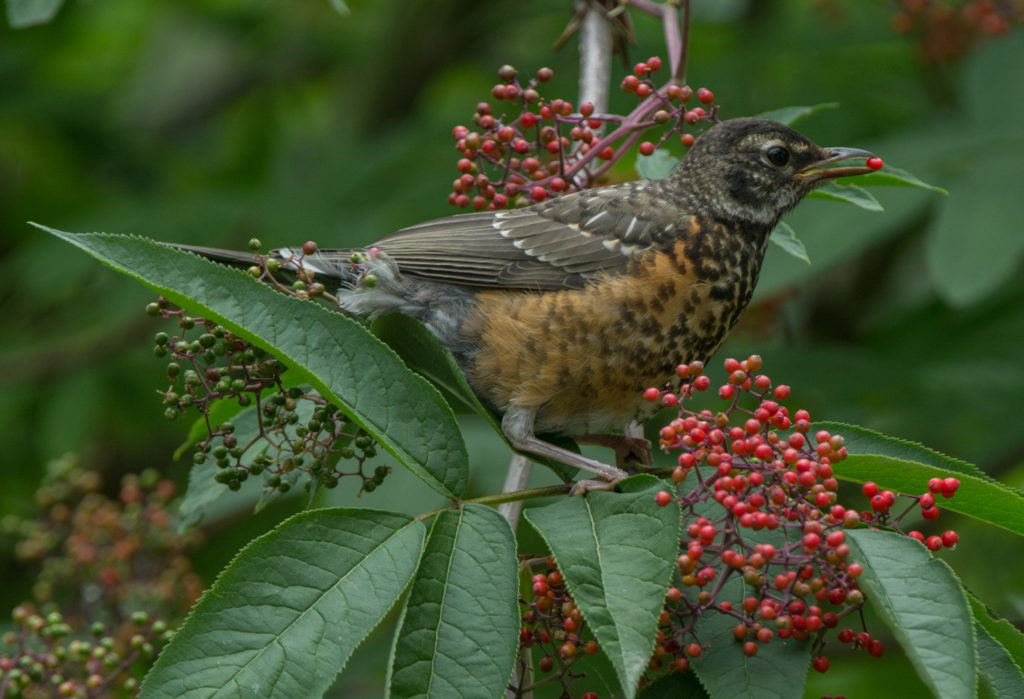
644, 387, 660, 402
639, 141, 655, 156
743, 641, 758, 656
908, 530, 925, 543
866, 157, 883, 170
598, 146, 614, 160
635, 83, 652, 98
942, 477, 960, 496
941, 530, 959, 548
620, 75, 639, 93
868, 639, 885, 657
633, 62, 649, 77
539, 656, 554, 672
680, 133, 695, 147
921, 505, 940, 521
926, 535, 943, 551
302, 241, 318, 255
696, 87, 714, 104
655, 491, 672, 507
647, 56, 662, 72
520, 112, 537, 128
862, 481, 879, 498
813, 656, 830, 673
530, 186, 547, 201
536, 67, 554, 82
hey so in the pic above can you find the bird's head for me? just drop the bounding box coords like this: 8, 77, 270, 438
676, 117, 877, 228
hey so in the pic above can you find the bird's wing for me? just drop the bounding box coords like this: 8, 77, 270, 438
370, 183, 688, 290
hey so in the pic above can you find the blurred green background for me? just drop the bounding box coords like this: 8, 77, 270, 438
2, 0, 1022, 696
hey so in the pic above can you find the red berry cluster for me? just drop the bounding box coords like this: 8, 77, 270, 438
889, 0, 1020, 62
860, 477, 961, 551
449, 61, 719, 209
515, 557, 601, 697
147, 277, 390, 498
638, 355, 958, 677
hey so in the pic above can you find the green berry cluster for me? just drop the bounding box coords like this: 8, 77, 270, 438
148, 300, 389, 499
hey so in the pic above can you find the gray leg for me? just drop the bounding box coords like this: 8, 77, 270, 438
501, 406, 628, 494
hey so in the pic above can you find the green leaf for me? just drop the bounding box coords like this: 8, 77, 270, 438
845, 164, 948, 194
769, 221, 810, 264
757, 103, 838, 127
807, 182, 883, 212
387, 504, 518, 697
817, 422, 1024, 536
968, 593, 1024, 675
139, 508, 425, 698
928, 153, 1024, 306
524, 476, 680, 698
847, 529, 974, 699
327, 0, 350, 15
635, 149, 679, 181
372, 313, 497, 430
976, 620, 1024, 699
39, 227, 468, 499
6, 0, 64, 28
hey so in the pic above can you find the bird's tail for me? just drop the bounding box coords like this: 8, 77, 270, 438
165, 243, 363, 285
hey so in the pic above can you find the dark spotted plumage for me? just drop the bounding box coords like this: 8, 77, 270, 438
173, 117, 877, 491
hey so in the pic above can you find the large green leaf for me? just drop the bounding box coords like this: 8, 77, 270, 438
817, 422, 1024, 536
387, 504, 518, 697
757, 103, 839, 127
769, 221, 810, 264
40, 227, 468, 498
976, 621, 1024, 699
807, 182, 883, 211
968, 593, 1024, 678
524, 476, 680, 698
139, 508, 425, 698
847, 529, 974, 699
6, 0, 63, 28
927, 154, 1024, 306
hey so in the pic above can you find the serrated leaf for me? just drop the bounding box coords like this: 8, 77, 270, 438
39, 227, 468, 499
845, 164, 948, 194
769, 221, 810, 264
968, 593, 1024, 675
524, 476, 680, 698
976, 620, 1024, 699
139, 508, 425, 698
807, 182, 883, 212
6, 0, 64, 28
387, 504, 518, 698
757, 103, 838, 127
847, 529, 974, 699
635, 149, 679, 181
817, 421, 1024, 536
927, 154, 1024, 306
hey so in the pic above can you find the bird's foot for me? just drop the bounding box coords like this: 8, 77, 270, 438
575, 433, 653, 468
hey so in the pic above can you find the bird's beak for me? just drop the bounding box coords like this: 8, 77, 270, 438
795, 147, 877, 182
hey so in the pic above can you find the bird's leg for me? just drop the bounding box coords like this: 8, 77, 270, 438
501, 407, 628, 494
574, 431, 653, 468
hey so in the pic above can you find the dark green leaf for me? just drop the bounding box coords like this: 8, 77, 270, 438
844, 165, 948, 194
807, 182, 883, 211
757, 103, 838, 127
927, 153, 1024, 306
39, 228, 469, 498
847, 529, 974, 699
769, 221, 810, 264
140, 508, 425, 698
968, 593, 1024, 676
6, 0, 63, 28
817, 422, 1024, 536
976, 620, 1024, 699
524, 476, 680, 698
635, 149, 679, 181
388, 504, 518, 697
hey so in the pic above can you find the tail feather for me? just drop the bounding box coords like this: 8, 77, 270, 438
163, 242, 359, 284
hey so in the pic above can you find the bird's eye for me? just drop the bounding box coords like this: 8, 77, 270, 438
764, 146, 790, 167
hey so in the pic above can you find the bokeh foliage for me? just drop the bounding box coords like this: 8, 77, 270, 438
2, 1, 1022, 696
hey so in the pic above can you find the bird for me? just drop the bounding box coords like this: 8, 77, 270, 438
175, 117, 878, 492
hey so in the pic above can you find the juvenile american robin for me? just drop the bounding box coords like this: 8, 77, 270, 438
178, 117, 877, 490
